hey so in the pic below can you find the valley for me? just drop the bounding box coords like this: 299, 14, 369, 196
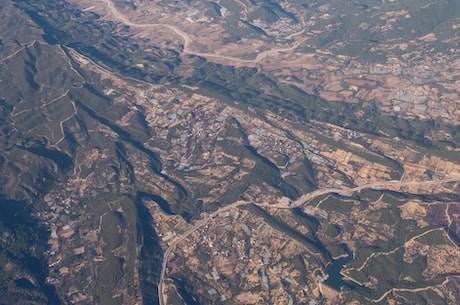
1, 0, 460, 304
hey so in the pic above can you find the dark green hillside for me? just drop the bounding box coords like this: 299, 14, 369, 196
0, 199, 60, 305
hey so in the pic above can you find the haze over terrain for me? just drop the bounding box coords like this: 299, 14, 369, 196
1, 0, 460, 304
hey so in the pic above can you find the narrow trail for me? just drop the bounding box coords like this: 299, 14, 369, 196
0, 40, 38, 64
370, 278, 450, 303
54, 101, 77, 146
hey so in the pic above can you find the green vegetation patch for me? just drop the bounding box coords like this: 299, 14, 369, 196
93, 254, 124, 305
359, 189, 383, 202
319, 195, 355, 214
101, 211, 124, 250
378, 206, 399, 225
166, 285, 187, 305
291, 207, 319, 239
91, 195, 139, 304
415, 229, 450, 246
323, 223, 340, 239
327, 244, 348, 258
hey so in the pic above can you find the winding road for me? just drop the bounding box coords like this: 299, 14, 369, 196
97, 0, 304, 66
157, 177, 459, 305
289, 178, 460, 208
